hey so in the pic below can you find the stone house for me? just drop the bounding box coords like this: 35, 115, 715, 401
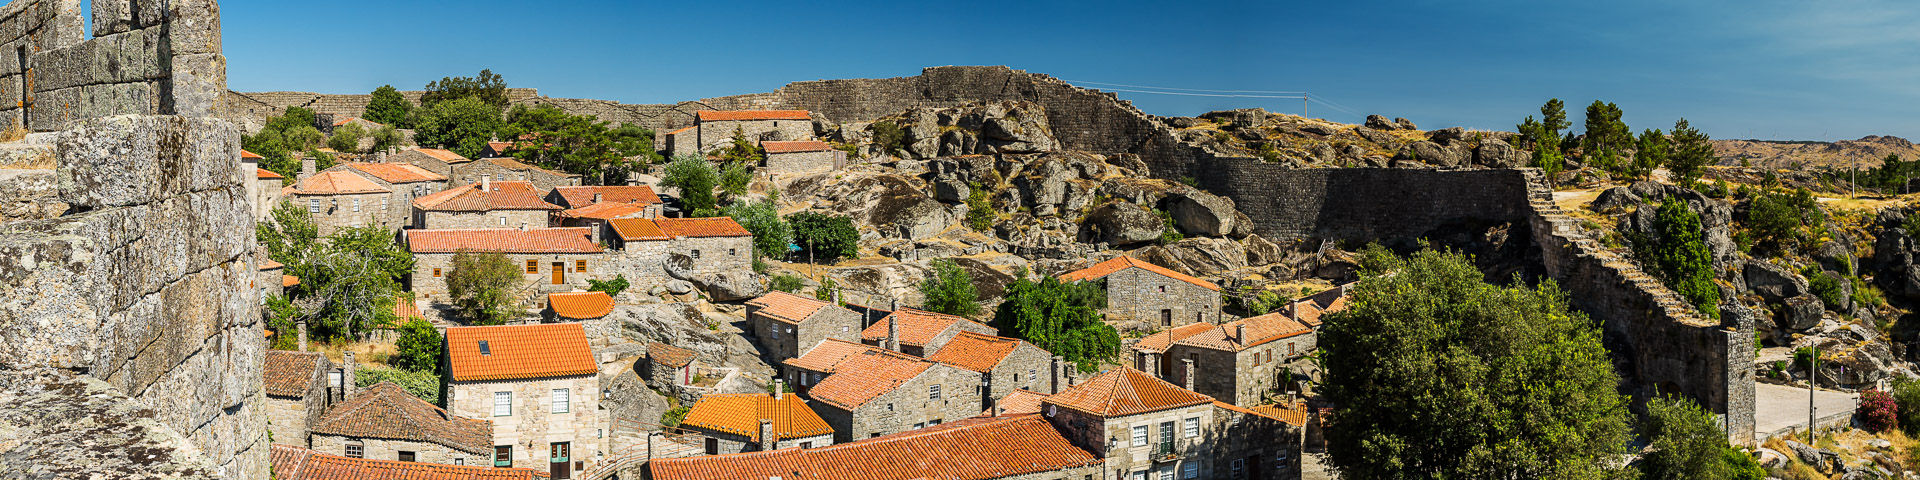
444, 323, 603, 478
859, 307, 998, 358
451, 157, 581, 194
281, 170, 394, 235
309, 382, 493, 466
804, 349, 984, 443
269, 444, 549, 480
333, 162, 449, 229
405, 227, 606, 301
781, 338, 886, 395
678, 390, 836, 455
746, 291, 863, 363
663, 126, 696, 157
479, 141, 516, 160
925, 331, 1058, 406
1284, 284, 1352, 330
545, 291, 615, 323
646, 341, 699, 389
252, 162, 284, 222
555, 202, 654, 243
1061, 256, 1223, 329
1211, 402, 1309, 480
410, 179, 563, 230
1042, 367, 1220, 480
991, 389, 1053, 416
393, 147, 474, 179
546, 185, 664, 211
1131, 313, 1317, 406
670, 110, 813, 156
653, 217, 754, 275
259, 259, 287, 301
648, 414, 1102, 480
264, 350, 332, 447
761, 140, 845, 175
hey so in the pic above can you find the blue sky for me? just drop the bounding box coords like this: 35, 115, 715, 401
208, 0, 1919, 141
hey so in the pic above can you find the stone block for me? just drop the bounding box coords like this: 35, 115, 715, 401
27, 85, 79, 131
167, 53, 224, 117
91, 0, 134, 37
31, 39, 97, 92
80, 81, 152, 119
0, 368, 222, 479
34, 1, 83, 53
0, 42, 19, 77
114, 27, 165, 81
56, 115, 241, 208
166, 0, 222, 56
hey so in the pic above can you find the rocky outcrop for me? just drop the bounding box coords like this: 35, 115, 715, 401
1082, 201, 1163, 246
1132, 237, 1248, 277
1168, 189, 1246, 238
864, 101, 1058, 160
1745, 261, 1810, 303
696, 271, 764, 302
0, 369, 220, 479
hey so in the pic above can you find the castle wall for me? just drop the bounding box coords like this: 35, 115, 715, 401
0, 0, 226, 132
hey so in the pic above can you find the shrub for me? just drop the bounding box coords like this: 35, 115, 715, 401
1891, 378, 1920, 433
815, 276, 840, 303
1804, 267, 1844, 310
965, 182, 995, 231
661, 405, 691, 428
588, 275, 630, 296
1793, 347, 1816, 370
787, 212, 860, 263
919, 259, 980, 317
355, 365, 441, 404
390, 319, 443, 375
871, 121, 906, 158
769, 273, 805, 293
1154, 208, 1184, 246
1859, 389, 1899, 433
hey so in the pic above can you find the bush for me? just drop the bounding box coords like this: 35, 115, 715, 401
390, 319, 443, 375
1793, 347, 1816, 370
1805, 268, 1844, 310
660, 155, 719, 214
355, 365, 442, 404
661, 405, 691, 429
815, 276, 840, 303
871, 121, 906, 158
1859, 389, 1899, 433
447, 250, 522, 325
723, 197, 792, 260
327, 122, 364, 153
966, 182, 995, 231
993, 275, 1116, 373
1891, 378, 1920, 433
1640, 198, 1721, 319
769, 273, 805, 293
588, 275, 630, 296
787, 212, 860, 263
1154, 208, 1184, 245
919, 259, 980, 317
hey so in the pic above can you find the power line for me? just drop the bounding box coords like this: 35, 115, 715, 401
1061, 79, 1306, 95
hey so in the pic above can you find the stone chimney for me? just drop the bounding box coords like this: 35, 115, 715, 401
831, 289, 841, 305
1236, 324, 1246, 345
886, 313, 900, 353
593, 192, 603, 204
299, 155, 315, 180
296, 319, 308, 352
758, 419, 777, 452
343, 351, 358, 399
482, 174, 492, 192
1181, 358, 1195, 391
1051, 356, 1065, 395
774, 379, 784, 400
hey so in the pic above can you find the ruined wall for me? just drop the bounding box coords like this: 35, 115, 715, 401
1193, 162, 1537, 243
0, 0, 226, 132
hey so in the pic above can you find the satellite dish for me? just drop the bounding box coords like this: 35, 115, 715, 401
1047, 404, 1057, 417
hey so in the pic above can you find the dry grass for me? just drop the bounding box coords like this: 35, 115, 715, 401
313, 339, 398, 367
0, 118, 25, 143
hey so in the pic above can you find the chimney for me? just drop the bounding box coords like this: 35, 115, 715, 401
887, 313, 900, 353
593, 192, 603, 204
774, 379, 784, 400
831, 289, 841, 305
1236, 324, 1246, 345
1182, 358, 1196, 391
296, 319, 308, 352
482, 174, 492, 192
758, 419, 777, 452
299, 156, 316, 180
1051, 356, 1065, 395
343, 351, 359, 399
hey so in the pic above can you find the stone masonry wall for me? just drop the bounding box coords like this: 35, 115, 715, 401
410, 251, 606, 301
1193, 162, 1537, 243
670, 235, 752, 275
1104, 267, 1222, 329
814, 363, 983, 443
287, 190, 393, 235
447, 374, 603, 473
983, 342, 1053, 403
0, 0, 226, 132
310, 433, 490, 466
419, 208, 551, 230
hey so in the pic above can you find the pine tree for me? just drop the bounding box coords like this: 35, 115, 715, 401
1668, 118, 1715, 187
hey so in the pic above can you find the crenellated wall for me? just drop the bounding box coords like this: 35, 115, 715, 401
0, 0, 227, 132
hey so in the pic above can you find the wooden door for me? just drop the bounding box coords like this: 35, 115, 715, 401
549, 442, 570, 479
551, 262, 564, 284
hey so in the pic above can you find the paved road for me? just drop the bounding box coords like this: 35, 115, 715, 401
1754, 382, 1857, 440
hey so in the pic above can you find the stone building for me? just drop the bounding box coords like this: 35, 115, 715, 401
781, 338, 886, 395
333, 162, 449, 229
260, 259, 287, 300
1131, 313, 1316, 406
1042, 367, 1220, 480
546, 185, 664, 211
253, 166, 284, 221
667, 110, 814, 156
393, 147, 474, 178
1283, 283, 1351, 330
1061, 256, 1223, 328
925, 331, 1058, 406
646, 341, 698, 389
653, 217, 755, 274
545, 291, 615, 323
410, 179, 563, 230
859, 307, 998, 357
444, 323, 603, 478
479, 141, 516, 160
761, 140, 845, 175
282, 170, 394, 235
804, 349, 984, 443
678, 390, 836, 455
310, 382, 494, 466
405, 227, 606, 301
452, 156, 581, 193
650, 414, 1102, 480
270, 444, 549, 480
746, 291, 863, 362
264, 350, 333, 447
555, 201, 654, 243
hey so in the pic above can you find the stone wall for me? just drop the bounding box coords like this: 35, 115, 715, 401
410, 251, 607, 301
419, 208, 551, 230
983, 342, 1053, 402
446, 374, 603, 473
310, 433, 490, 466
452, 160, 579, 194
764, 149, 840, 176
812, 363, 983, 443
1193, 162, 1537, 243
287, 190, 393, 235
749, 306, 861, 363
696, 119, 812, 152
1104, 268, 1222, 329
670, 235, 753, 275
0, 0, 226, 132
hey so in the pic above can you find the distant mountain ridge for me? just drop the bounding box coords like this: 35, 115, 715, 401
1713, 135, 1920, 170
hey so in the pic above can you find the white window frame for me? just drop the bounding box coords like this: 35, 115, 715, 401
552, 388, 570, 413
1183, 417, 1200, 438
352, 198, 361, 212
493, 391, 512, 416
1182, 462, 1199, 479
1132, 425, 1149, 447
308, 199, 320, 213
929, 384, 941, 400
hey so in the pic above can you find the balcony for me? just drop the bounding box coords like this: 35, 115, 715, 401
1151, 443, 1180, 463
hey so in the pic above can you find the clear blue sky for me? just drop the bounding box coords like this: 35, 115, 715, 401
208, 0, 1918, 141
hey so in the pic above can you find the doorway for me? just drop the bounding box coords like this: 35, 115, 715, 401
549, 442, 570, 479
551, 262, 564, 284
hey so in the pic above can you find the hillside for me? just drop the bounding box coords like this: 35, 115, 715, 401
1714, 135, 1920, 170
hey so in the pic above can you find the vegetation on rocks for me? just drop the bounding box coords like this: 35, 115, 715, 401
992, 275, 1117, 372
919, 259, 981, 317
588, 275, 630, 296
965, 182, 995, 231
447, 250, 523, 325
787, 212, 860, 263
1745, 187, 1824, 253
1639, 198, 1721, 320
1638, 396, 1767, 480
769, 274, 805, 293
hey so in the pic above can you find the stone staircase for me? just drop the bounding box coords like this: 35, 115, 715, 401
1518, 169, 1717, 328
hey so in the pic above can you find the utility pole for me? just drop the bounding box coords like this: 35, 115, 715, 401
1808, 346, 1817, 439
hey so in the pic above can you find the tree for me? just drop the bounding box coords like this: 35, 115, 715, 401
390, 319, 443, 375
284, 125, 326, 152
787, 212, 860, 263
369, 125, 404, 153
420, 69, 508, 110
1638, 396, 1767, 480
1632, 128, 1669, 180
1542, 98, 1569, 137
1746, 187, 1823, 251
244, 107, 326, 178
588, 275, 630, 296
327, 122, 364, 153
815, 276, 840, 302
1669, 118, 1716, 187
722, 197, 791, 260
719, 160, 752, 198
993, 275, 1118, 372
1642, 198, 1721, 320
1890, 377, 1920, 432
919, 259, 980, 317
660, 155, 719, 215
365, 85, 413, 128
966, 182, 995, 231
1582, 101, 1631, 166
870, 121, 906, 158
715, 127, 766, 165
447, 250, 523, 325
259, 204, 411, 340
1319, 248, 1634, 478
413, 97, 505, 159
1532, 141, 1566, 185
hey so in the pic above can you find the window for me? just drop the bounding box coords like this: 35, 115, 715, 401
552, 388, 570, 413
1130, 471, 1146, 480
345, 441, 363, 458
1182, 462, 1199, 479
495, 446, 512, 467
886, 403, 894, 412
913, 422, 925, 429
691, 250, 701, 259
1158, 421, 1174, 453
1132, 425, 1150, 447
1183, 417, 1200, 438
929, 419, 941, 426
576, 260, 587, 272
1288, 342, 1296, 356
1014, 373, 1020, 382
929, 384, 941, 400
478, 340, 491, 356
493, 392, 512, 416
1158, 468, 1175, 480
729, 248, 737, 256
432, 268, 442, 277
308, 199, 320, 213
454, 458, 464, 466
1160, 309, 1172, 327
705, 438, 719, 455
526, 260, 538, 274
382, 197, 389, 212
1158, 285, 1167, 293
871, 433, 882, 438
398, 451, 415, 462
1231, 459, 1245, 478
800, 441, 812, 449
771, 325, 780, 340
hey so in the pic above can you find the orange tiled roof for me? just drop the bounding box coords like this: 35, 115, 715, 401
697, 110, 810, 122
1043, 366, 1214, 417
288, 170, 391, 195
260, 259, 285, 271
991, 389, 1051, 416
347, 162, 447, 184
406, 228, 601, 254
393, 295, 424, 322
653, 216, 752, 238
679, 393, 834, 442
410, 147, 472, 163
331, 116, 381, 128
1290, 293, 1348, 327
256, 167, 283, 179
445, 323, 598, 382
648, 414, 1099, 480
783, 338, 886, 373
480, 156, 580, 178
283, 275, 301, 288
762, 140, 833, 154
666, 126, 695, 135
487, 141, 514, 153
413, 181, 562, 212
1131, 323, 1216, 354
270, 444, 548, 480
264, 350, 324, 398
860, 308, 990, 348
242, 149, 265, 160
551, 185, 663, 207
1157, 313, 1313, 352
747, 291, 833, 325
648, 342, 697, 369
608, 218, 669, 241
548, 291, 615, 319
312, 382, 494, 454
1059, 256, 1220, 291
559, 201, 651, 220
926, 331, 1024, 373
1243, 401, 1311, 427
805, 349, 934, 411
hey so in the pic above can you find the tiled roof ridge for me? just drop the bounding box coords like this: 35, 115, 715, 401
271, 444, 546, 480
312, 382, 492, 455
747, 291, 832, 325
1060, 256, 1221, 292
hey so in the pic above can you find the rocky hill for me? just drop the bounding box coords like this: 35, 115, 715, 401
1714, 135, 1920, 170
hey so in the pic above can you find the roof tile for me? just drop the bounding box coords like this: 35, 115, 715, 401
289, 170, 391, 195
859, 308, 991, 348
1244, 401, 1311, 427
1042, 367, 1214, 417
805, 349, 934, 410
256, 167, 283, 179
264, 350, 324, 398
406, 228, 602, 254
925, 331, 1024, 373
679, 393, 834, 442
551, 185, 662, 208
652, 217, 752, 238
548, 291, 615, 319
747, 291, 833, 325
763, 140, 834, 154
347, 162, 448, 184
478, 156, 580, 178
1059, 256, 1220, 291
649, 414, 1099, 480
782, 338, 886, 373
413, 181, 562, 212
608, 218, 669, 241
410, 147, 472, 163
696, 110, 810, 122
1151, 313, 1313, 352
312, 382, 494, 455
270, 444, 547, 480
990, 389, 1051, 416
446, 324, 598, 382
648, 342, 697, 369
558, 201, 651, 220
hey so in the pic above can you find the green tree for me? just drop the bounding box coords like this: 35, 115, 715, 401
1632, 128, 1669, 180
447, 250, 523, 325
659, 155, 719, 215
919, 259, 980, 317
1642, 198, 1721, 320
1533, 141, 1566, 185
420, 69, 508, 110
1669, 118, 1716, 187
1542, 98, 1569, 137
992, 275, 1118, 372
787, 212, 860, 263
719, 160, 752, 198
243, 107, 325, 178
284, 125, 326, 152
715, 127, 766, 165
870, 120, 906, 157
1582, 101, 1632, 168
259, 205, 411, 340
327, 122, 364, 153
365, 85, 413, 128
369, 125, 404, 153
1746, 187, 1823, 252
588, 275, 630, 296
769, 274, 805, 293
815, 276, 840, 303
414, 97, 505, 159
1638, 396, 1767, 480
966, 182, 995, 231
1891, 377, 1920, 433
390, 319, 443, 375
722, 197, 791, 259
1319, 248, 1634, 478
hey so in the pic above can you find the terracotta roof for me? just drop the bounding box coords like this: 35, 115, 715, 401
679, 393, 834, 442
283, 275, 302, 288
783, 338, 886, 373
409, 147, 471, 163
487, 141, 514, 153
288, 170, 392, 195
260, 259, 285, 271
1243, 401, 1311, 427
991, 389, 1050, 416
925, 331, 1024, 373
242, 149, 265, 160
666, 126, 695, 135
256, 167, 283, 179
406, 228, 601, 254
270, 444, 548, 480
331, 116, 381, 127
394, 295, 424, 322
548, 291, 615, 319
696, 110, 811, 122
1131, 323, 1216, 354
649, 414, 1100, 480
446, 323, 598, 382
480, 156, 580, 178
551, 185, 663, 207
860, 308, 991, 348
806, 349, 935, 411
648, 342, 697, 368
312, 382, 494, 455
1043, 366, 1214, 417
412, 181, 562, 212
652, 217, 752, 238
608, 218, 669, 241
1153, 313, 1314, 352
763, 140, 834, 154
347, 162, 447, 184
558, 201, 651, 220
264, 350, 324, 398
1058, 256, 1220, 291
747, 291, 833, 325
1290, 293, 1348, 327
